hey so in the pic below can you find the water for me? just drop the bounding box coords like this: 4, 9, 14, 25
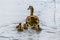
0, 0, 60, 40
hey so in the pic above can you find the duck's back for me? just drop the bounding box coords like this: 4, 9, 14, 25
26, 15, 39, 26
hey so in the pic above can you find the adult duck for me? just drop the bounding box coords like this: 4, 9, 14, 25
26, 6, 41, 31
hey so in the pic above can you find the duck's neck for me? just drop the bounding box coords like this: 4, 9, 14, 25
30, 8, 34, 16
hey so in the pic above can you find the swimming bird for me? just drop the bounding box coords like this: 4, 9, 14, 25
16, 23, 24, 32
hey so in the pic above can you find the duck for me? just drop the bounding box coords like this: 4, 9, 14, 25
26, 6, 39, 26
26, 6, 42, 31
16, 23, 24, 32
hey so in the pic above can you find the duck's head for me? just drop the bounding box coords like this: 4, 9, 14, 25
27, 6, 34, 15
27, 6, 33, 10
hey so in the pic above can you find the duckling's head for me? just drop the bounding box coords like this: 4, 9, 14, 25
19, 23, 21, 25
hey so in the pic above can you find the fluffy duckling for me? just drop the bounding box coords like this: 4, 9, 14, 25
31, 24, 36, 30
36, 25, 42, 31
23, 23, 28, 30
31, 25, 42, 31
16, 23, 24, 32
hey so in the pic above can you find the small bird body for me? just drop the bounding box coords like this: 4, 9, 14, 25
16, 23, 24, 31
23, 23, 28, 30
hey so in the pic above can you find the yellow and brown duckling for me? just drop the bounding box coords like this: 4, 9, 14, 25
23, 23, 28, 30
31, 24, 36, 30
31, 24, 42, 31
36, 25, 42, 31
16, 23, 24, 32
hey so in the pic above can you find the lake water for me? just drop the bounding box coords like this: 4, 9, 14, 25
0, 0, 60, 40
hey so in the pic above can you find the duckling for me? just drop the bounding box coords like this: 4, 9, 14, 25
31, 25, 42, 31
36, 25, 42, 31
26, 6, 39, 26
26, 22, 30, 27
23, 23, 28, 30
16, 23, 24, 32
31, 24, 36, 30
